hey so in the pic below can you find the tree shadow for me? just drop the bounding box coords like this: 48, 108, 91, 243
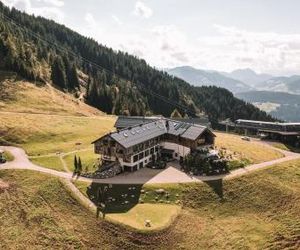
203, 179, 224, 200
86, 182, 143, 215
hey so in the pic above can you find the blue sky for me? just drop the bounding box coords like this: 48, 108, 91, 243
2, 0, 300, 75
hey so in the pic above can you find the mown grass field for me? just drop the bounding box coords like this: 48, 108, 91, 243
30, 156, 65, 172
215, 132, 283, 164
107, 204, 180, 231
0, 112, 116, 156
63, 148, 99, 172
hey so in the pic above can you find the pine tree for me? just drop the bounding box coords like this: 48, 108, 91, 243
78, 157, 82, 175
67, 64, 80, 90
51, 56, 67, 89
73, 155, 78, 175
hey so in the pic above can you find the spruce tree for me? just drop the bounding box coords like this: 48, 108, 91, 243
67, 64, 80, 90
78, 157, 82, 175
73, 155, 78, 175
51, 56, 67, 89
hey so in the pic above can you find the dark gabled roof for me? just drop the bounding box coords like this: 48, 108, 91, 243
114, 116, 158, 129
111, 120, 166, 148
94, 118, 215, 149
114, 115, 211, 129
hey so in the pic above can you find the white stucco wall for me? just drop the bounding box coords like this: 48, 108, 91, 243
160, 142, 190, 160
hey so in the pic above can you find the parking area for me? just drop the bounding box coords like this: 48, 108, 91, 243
96, 161, 201, 184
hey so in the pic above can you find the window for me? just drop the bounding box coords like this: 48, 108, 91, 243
133, 155, 138, 162
150, 148, 154, 154
133, 145, 138, 152
117, 149, 124, 154
145, 150, 149, 156
155, 146, 158, 152
138, 152, 144, 160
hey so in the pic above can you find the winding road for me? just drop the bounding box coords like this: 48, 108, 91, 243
1, 144, 300, 184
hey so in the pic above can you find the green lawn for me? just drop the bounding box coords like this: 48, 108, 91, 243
215, 132, 284, 164
107, 204, 180, 231
63, 149, 99, 172
30, 156, 65, 172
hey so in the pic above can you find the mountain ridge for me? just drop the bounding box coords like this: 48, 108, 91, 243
167, 66, 253, 93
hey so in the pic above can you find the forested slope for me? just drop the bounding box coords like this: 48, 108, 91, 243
0, 2, 274, 126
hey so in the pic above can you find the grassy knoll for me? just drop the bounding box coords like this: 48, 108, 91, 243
63, 148, 99, 172
215, 132, 283, 164
30, 156, 65, 172
3, 151, 14, 162
107, 204, 180, 231
0, 112, 116, 156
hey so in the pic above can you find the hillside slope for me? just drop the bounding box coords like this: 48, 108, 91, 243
0, 71, 104, 116
258, 75, 300, 94
0, 3, 274, 126
236, 91, 300, 121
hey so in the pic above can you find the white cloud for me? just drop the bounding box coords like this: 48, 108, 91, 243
85, 12, 97, 28
2, 0, 65, 23
195, 24, 300, 75
107, 23, 300, 75
37, 0, 64, 7
81, 12, 105, 40
133, 1, 153, 18
112, 15, 122, 25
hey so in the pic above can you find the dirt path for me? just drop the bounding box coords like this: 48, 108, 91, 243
1, 144, 300, 184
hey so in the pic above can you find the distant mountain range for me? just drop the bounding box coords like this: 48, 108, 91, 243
223, 68, 272, 88
167, 66, 300, 121
167, 66, 252, 93
167, 66, 300, 95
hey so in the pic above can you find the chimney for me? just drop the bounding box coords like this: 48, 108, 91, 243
165, 120, 170, 131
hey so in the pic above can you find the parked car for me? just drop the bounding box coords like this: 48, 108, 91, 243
0, 157, 6, 164
241, 136, 251, 141
146, 160, 167, 169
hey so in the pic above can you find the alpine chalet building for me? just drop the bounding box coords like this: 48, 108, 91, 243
92, 118, 215, 172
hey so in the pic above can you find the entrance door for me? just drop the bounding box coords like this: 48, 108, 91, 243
139, 162, 144, 169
